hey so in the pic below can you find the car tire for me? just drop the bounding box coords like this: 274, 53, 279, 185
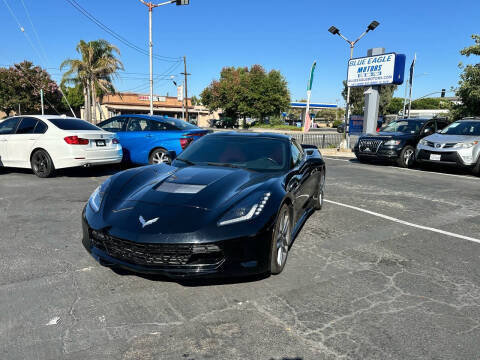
31, 149, 55, 178
397, 145, 415, 168
148, 148, 171, 165
270, 203, 292, 275
314, 171, 325, 210
472, 159, 480, 176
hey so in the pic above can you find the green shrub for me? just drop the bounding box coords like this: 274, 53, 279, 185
332, 120, 343, 128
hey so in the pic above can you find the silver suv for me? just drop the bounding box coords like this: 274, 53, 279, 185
416, 118, 480, 175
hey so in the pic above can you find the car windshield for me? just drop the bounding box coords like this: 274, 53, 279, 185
440, 121, 480, 136
160, 117, 197, 130
49, 118, 101, 131
174, 136, 289, 172
380, 120, 426, 134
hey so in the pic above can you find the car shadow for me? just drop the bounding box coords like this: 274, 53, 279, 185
110, 267, 270, 286
349, 158, 476, 177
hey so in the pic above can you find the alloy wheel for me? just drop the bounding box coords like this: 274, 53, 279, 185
151, 151, 170, 164
276, 209, 290, 267
404, 148, 414, 166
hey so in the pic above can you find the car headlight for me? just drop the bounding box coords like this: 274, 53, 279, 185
453, 141, 478, 149
384, 139, 401, 146
89, 178, 112, 212
419, 139, 428, 145
218, 192, 271, 226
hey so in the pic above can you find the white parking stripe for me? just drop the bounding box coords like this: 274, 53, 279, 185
323, 157, 477, 180
325, 199, 480, 245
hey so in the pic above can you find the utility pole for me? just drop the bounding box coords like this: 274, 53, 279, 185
40, 89, 45, 115
181, 56, 191, 122
139, 0, 190, 116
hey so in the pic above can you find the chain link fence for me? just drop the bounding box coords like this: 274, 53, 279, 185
288, 133, 359, 149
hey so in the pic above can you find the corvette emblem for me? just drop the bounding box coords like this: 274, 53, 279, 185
139, 215, 159, 228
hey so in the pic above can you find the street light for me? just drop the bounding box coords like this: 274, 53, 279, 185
328, 20, 380, 147
139, 0, 190, 115
171, 75, 185, 119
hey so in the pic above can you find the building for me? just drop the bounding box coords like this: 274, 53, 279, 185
81, 92, 220, 127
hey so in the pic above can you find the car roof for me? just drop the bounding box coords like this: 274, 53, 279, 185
459, 118, 480, 122
394, 118, 431, 121
117, 114, 180, 122
208, 131, 291, 141
2, 115, 84, 122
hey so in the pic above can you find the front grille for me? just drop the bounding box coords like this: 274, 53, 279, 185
443, 143, 457, 148
426, 140, 435, 147
90, 230, 224, 267
358, 139, 384, 153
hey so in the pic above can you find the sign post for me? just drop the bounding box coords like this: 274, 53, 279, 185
363, 48, 385, 134
303, 61, 316, 133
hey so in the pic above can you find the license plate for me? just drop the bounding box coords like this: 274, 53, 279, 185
429, 154, 441, 161
95, 140, 106, 147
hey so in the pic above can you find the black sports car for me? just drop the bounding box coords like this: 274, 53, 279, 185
82, 132, 326, 278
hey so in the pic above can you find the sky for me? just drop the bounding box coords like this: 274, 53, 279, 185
1, 0, 479, 106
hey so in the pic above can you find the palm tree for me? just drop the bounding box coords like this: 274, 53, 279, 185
61, 39, 123, 123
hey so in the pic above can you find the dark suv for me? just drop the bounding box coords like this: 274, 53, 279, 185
354, 118, 449, 167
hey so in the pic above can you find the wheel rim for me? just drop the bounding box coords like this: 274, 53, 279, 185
33, 152, 48, 175
404, 149, 414, 166
276, 209, 290, 267
152, 151, 170, 164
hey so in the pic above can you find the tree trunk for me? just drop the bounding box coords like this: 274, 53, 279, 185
91, 80, 97, 124
85, 83, 91, 123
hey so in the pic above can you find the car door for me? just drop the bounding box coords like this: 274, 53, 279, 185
6, 117, 42, 167
0, 117, 21, 167
286, 140, 310, 223
122, 117, 151, 164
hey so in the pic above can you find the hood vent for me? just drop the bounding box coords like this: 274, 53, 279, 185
156, 182, 206, 194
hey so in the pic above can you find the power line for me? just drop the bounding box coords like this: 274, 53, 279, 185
64, 0, 181, 62
19, 0, 50, 66
1, 0, 46, 67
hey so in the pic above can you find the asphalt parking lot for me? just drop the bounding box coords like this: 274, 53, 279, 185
1, 159, 480, 360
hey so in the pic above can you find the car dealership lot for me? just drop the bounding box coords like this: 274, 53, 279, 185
1, 160, 480, 360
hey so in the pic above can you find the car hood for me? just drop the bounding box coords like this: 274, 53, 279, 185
102, 164, 277, 234
361, 131, 414, 139
423, 133, 480, 143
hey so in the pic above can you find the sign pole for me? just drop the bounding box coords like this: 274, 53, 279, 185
304, 61, 316, 133
363, 48, 385, 134
407, 53, 416, 118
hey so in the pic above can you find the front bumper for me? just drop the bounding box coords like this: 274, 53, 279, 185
81, 208, 272, 278
416, 147, 475, 167
354, 145, 402, 161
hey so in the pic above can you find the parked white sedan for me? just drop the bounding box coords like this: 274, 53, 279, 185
0, 115, 123, 177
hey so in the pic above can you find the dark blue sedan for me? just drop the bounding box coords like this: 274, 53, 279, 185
98, 115, 209, 165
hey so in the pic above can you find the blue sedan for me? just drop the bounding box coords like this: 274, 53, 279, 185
98, 115, 209, 165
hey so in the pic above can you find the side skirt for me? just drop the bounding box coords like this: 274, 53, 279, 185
291, 207, 315, 242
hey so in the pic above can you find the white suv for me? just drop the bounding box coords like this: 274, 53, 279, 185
416, 118, 480, 175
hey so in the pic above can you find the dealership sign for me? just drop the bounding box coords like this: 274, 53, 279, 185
347, 53, 406, 87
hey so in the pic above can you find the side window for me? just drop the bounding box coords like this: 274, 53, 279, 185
126, 117, 148, 132
0, 118, 21, 135
98, 117, 127, 132
290, 141, 303, 168
422, 121, 435, 135
436, 121, 448, 130
16, 117, 38, 134
33, 120, 48, 134
146, 120, 176, 131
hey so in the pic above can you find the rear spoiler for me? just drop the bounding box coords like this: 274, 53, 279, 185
301, 144, 319, 151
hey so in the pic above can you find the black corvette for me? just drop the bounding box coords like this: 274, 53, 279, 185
82, 132, 326, 278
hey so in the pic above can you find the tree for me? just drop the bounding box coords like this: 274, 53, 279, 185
0, 61, 62, 115
200, 65, 290, 127
450, 34, 480, 119
385, 97, 404, 115
342, 81, 397, 116
61, 84, 84, 117
61, 39, 123, 123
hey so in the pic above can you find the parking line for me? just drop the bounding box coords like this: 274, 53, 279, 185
323, 157, 477, 180
325, 199, 480, 245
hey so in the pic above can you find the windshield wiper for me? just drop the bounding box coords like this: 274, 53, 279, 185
175, 158, 195, 166
206, 162, 243, 169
